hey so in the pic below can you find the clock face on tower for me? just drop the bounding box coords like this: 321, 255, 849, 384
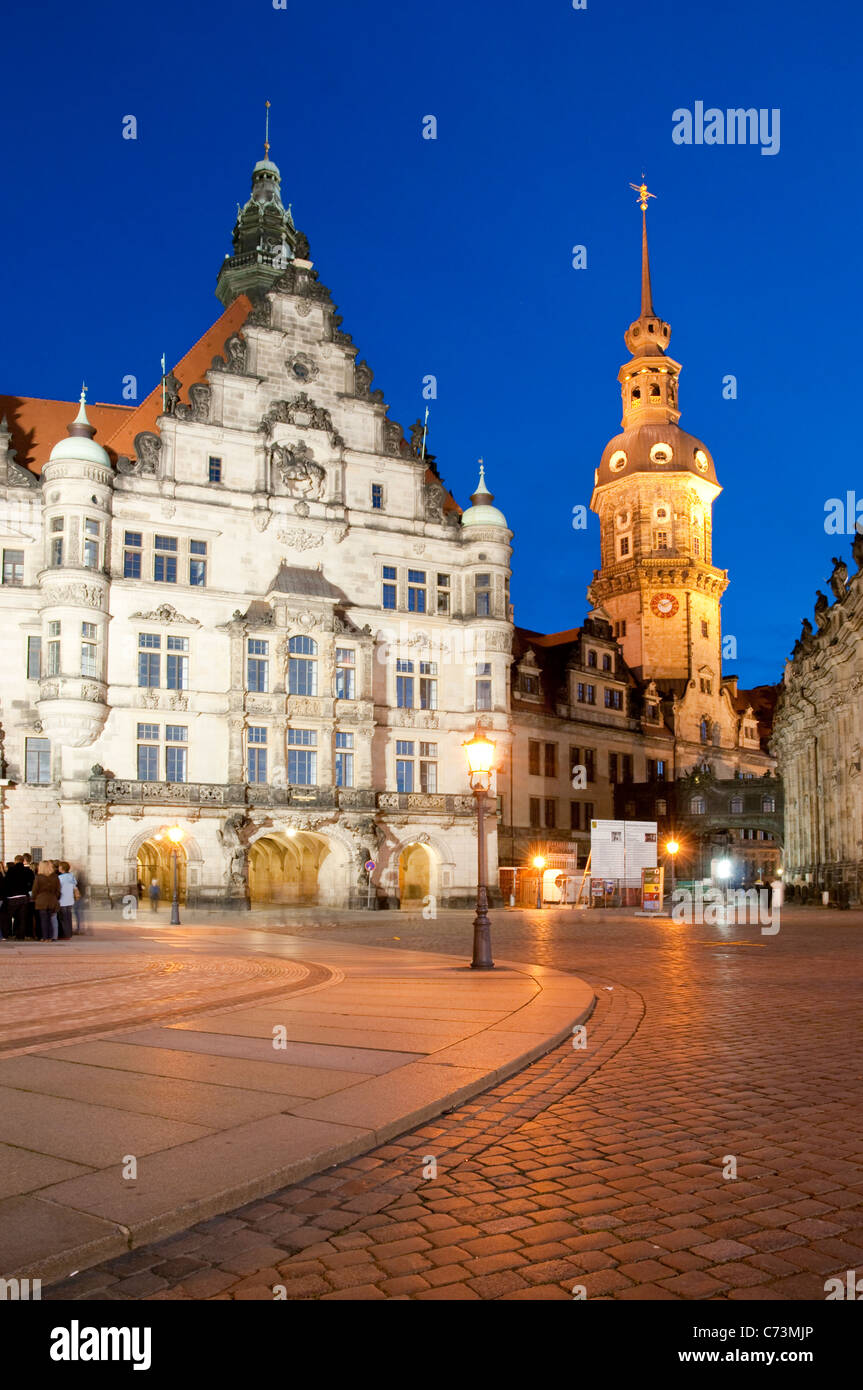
650, 592, 679, 618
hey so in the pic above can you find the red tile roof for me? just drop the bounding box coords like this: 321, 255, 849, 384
0, 396, 132, 475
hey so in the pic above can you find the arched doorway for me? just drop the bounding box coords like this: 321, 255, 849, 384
136, 837, 187, 906
398, 842, 431, 908
248, 831, 331, 906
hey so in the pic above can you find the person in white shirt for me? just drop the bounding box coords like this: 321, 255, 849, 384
57, 862, 77, 940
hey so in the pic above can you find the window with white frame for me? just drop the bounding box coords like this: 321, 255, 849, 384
436, 573, 450, 614
287, 728, 316, 785
81, 622, 99, 678
247, 638, 269, 692
408, 569, 427, 613
396, 740, 415, 792
123, 531, 142, 579
83, 518, 101, 569
247, 726, 267, 783
47, 620, 61, 676
396, 659, 414, 708
335, 648, 356, 700
167, 635, 189, 690
382, 564, 397, 609
50, 517, 64, 567
138, 633, 161, 687
25, 737, 51, 784
288, 635, 318, 696
165, 726, 188, 783
690, 795, 706, 814
189, 540, 207, 587
419, 661, 438, 710
2, 548, 24, 585
419, 741, 438, 792
335, 731, 354, 787
136, 724, 159, 780
371, 482, 384, 511
154, 535, 178, 583
26, 635, 41, 680
475, 663, 492, 711
475, 572, 491, 616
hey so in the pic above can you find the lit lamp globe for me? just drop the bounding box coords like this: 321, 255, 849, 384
167, 826, 184, 845
716, 858, 732, 880
666, 839, 679, 857
533, 855, 546, 872
463, 727, 496, 783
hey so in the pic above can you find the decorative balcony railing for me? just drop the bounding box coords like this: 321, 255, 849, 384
87, 779, 479, 816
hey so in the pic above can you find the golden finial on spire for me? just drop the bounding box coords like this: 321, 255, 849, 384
629, 175, 656, 212
264, 100, 271, 160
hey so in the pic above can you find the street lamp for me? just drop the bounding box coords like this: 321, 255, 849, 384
666, 839, 679, 899
167, 825, 184, 925
463, 724, 496, 970
533, 855, 546, 909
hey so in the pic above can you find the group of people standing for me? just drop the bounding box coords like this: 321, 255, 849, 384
1, 854, 86, 940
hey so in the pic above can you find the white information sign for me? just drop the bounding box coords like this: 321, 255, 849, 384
590, 819, 658, 884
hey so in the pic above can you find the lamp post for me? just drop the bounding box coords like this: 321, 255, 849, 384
666, 839, 679, 900
462, 725, 496, 970
533, 855, 546, 909
167, 825, 184, 925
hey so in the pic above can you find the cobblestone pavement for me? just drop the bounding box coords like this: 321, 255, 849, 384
47, 906, 863, 1301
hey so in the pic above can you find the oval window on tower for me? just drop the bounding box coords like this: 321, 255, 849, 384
694, 449, 709, 473
650, 442, 673, 465
609, 450, 627, 473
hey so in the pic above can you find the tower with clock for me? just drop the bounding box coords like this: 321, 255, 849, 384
588, 185, 728, 718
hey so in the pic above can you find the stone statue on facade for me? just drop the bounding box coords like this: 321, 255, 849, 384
814, 590, 830, 629
829, 557, 848, 601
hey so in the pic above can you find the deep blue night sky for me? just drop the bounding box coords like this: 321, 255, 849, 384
1, 0, 858, 688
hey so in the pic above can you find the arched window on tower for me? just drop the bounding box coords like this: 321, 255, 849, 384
650, 384, 661, 399
700, 717, 709, 744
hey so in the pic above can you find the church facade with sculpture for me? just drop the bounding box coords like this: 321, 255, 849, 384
771, 544, 863, 899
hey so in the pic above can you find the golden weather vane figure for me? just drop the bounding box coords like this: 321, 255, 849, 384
629, 176, 657, 212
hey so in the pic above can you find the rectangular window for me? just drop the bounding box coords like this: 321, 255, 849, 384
371, 483, 383, 510
396, 739, 415, 793
529, 797, 541, 828
25, 737, 50, 784
701, 620, 709, 637
154, 535, 178, 583
419, 661, 438, 710
289, 646, 318, 696
544, 743, 557, 778
136, 728, 159, 780
419, 741, 438, 793
123, 531, 142, 580
602, 653, 612, 672
622, 754, 633, 781
247, 726, 267, 784
47, 620, 61, 676
584, 748, 595, 782
604, 688, 622, 710
287, 729, 317, 786
335, 648, 356, 700
189, 539, 207, 587
138, 633, 161, 688
730, 795, 744, 814
51, 537, 63, 567
587, 649, 597, 668
2, 549, 24, 586
762, 796, 776, 814
208, 457, 222, 483
570, 801, 580, 831
166, 646, 190, 690
396, 659, 414, 709
584, 801, 594, 824
545, 798, 556, 829
165, 746, 187, 783
528, 740, 540, 776
247, 638, 269, 692
407, 569, 426, 613
654, 531, 669, 551
27, 635, 41, 680
475, 573, 491, 617
83, 519, 100, 570
475, 678, 492, 711
335, 731, 354, 788
437, 573, 450, 615
81, 620, 98, 678
609, 753, 620, 784
619, 536, 630, 558
656, 798, 667, 816
382, 564, 397, 610
694, 536, 701, 557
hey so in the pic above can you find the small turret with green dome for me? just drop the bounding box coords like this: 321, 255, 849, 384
461, 463, 508, 530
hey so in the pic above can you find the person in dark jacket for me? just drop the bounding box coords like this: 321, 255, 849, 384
33, 860, 61, 941
5, 856, 35, 940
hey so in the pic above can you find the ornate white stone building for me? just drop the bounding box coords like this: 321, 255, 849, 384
0, 146, 513, 908
771, 543, 863, 900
